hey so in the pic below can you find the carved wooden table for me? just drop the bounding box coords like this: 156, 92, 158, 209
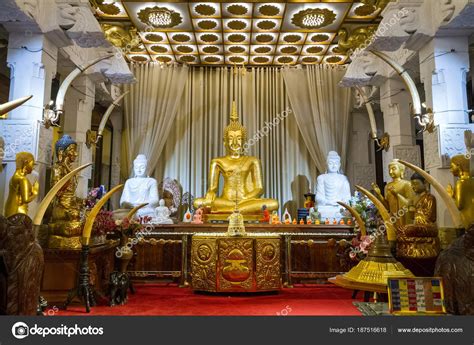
191, 233, 281, 293
41, 240, 118, 304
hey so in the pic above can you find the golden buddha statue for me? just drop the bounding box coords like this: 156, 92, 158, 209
447, 154, 474, 227
4, 152, 39, 217
194, 102, 278, 220
372, 160, 414, 227
396, 173, 439, 276
48, 135, 84, 249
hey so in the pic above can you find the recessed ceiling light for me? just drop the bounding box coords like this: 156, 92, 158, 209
171, 33, 192, 42
150, 45, 168, 54
228, 34, 246, 43
254, 46, 272, 54
258, 4, 280, 17
202, 45, 220, 54
226, 4, 248, 16
197, 19, 218, 30
204, 56, 221, 63
194, 4, 217, 16
228, 46, 246, 54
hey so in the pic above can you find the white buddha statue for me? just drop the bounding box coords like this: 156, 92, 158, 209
154, 199, 173, 224
315, 151, 351, 220
116, 154, 159, 219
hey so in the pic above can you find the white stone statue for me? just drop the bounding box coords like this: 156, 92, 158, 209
118, 154, 159, 219
154, 199, 173, 224
315, 151, 351, 220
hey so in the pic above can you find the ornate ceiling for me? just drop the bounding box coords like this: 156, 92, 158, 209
91, 1, 389, 66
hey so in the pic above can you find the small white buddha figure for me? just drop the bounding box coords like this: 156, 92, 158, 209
315, 151, 351, 220
154, 199, 173, 224
118, 154, 159, 219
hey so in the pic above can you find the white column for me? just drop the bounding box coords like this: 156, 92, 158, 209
379, 78, 421, 182
61, 74, 95, 199
419, 36, 473, 227
0, 32, 57, 217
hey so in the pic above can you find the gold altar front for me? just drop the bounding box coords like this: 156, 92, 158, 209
191, 234, 281, 293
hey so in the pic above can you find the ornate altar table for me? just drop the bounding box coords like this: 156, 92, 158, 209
191, 233, 281, 293
127, 224, 355, 286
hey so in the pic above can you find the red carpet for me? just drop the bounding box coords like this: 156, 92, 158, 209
54, 284, 362, 316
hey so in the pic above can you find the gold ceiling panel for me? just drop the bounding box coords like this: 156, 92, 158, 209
92, 1, 387, 66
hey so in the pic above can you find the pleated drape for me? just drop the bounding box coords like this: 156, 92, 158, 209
121, 63, 188, 178
281, 65, 352, 173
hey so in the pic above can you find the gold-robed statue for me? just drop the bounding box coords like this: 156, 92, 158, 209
4, 152, 39, 217
447, 154, 474, 227
194, 102, 278, 221
48, 135, 85, 249
372, 160, 414, 227
396, 173, 439, 276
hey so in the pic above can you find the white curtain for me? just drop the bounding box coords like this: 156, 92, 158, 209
281, 65, 352, 173
156, 66, 317, 214
122, 63, 188, 178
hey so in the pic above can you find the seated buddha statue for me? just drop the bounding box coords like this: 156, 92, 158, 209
48, 135, 84, 249
194, 102, 278, 220
4, 152, 39, 218
372, 159, 414, 227
114, 154, 159, 220
396, 173, 439, 276
315, 151, 351, 220
447, 154, 474, 227
154, 199, 173, 224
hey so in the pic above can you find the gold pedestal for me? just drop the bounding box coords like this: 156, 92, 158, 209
204, 213, 262, 222
191, 234, 281, 292
329, 235, 414, 293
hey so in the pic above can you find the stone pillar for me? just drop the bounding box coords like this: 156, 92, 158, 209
419, 36, 473, 228
0, 32, 57, 217
379, 78, 421, 182
61, 74, 95, 199
109, 108, 123, 209
346, 111, 377, 190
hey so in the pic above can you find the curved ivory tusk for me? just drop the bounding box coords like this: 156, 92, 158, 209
355, 185, 397, 241
355, 86, 378, 140
33, 163, 92, 226
0, 95, 33, 117
82, 184, 124, 246
125, 203, 148, 220
97, 91, 129, 139
337, 201, 367, 237
397, 159, 464, 228
369, 50, 422, 116
55, 54, 114, 114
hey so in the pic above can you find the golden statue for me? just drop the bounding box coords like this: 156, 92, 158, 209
396, 173, 439, 275
372, 160, 414, 227
447, 154, 474, 227
194, 102, 278, 221
4, 152, 39, 217
48, 135, 85, 249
